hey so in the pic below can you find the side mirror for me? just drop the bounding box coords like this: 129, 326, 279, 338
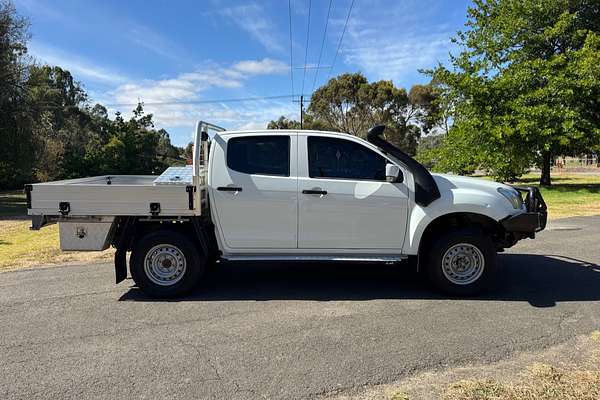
386, 163, 403, 183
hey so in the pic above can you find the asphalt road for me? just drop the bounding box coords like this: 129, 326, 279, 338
1, 216, 600, 400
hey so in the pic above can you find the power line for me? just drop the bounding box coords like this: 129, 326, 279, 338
292, 65, 331, 70
288, 0, 295, 102
328, 0, 355, 79
311, 0, 333, 93
300, 0, 312, 98
103, 95, 296, 108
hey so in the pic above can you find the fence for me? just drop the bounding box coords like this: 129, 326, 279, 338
555, 155, 599, 169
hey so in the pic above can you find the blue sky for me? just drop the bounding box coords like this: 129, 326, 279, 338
15, 0, 471, 146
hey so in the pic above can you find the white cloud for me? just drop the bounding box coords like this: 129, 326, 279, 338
99, 58, 294, 143
108, 58, 290, 108
333, 0, 456, 86
178, 71, 243, 89
111, 80, 196, 105
236, 120, 268, 131
26, 38, 294, 144
112, 99, 296, 145
217, 4, 284, 53
342, 33, 452, 81
28, 42, 128, 84
232, 58, 288, 75
108, 57, 290, 108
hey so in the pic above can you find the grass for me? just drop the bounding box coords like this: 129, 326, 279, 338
0, 220, 113, 271
333, 331, 600, 400
442, 331, 600, 400
491, 172, 600, 220
0, 190, 113, 272
444, 367, 600, 400
389, 392, 410, 400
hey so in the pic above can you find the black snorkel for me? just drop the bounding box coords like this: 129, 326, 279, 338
367, 125, 440, 206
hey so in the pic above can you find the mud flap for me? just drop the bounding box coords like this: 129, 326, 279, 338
115, 248, 128, 284
113, 217, 136, 284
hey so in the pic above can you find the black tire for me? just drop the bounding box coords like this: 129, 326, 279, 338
423, 227, 497, 296
130, 230, 206, 298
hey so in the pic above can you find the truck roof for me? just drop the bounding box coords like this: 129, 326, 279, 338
216, 129, 358, 138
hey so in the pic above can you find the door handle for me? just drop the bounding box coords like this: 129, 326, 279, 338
302, 189, 327, 195
217, 186, 243, 192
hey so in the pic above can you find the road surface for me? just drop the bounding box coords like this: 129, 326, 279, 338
1, 216, 599, 399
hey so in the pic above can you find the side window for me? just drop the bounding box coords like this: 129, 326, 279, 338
308, 136, 387, 181
227, 135, 290, 176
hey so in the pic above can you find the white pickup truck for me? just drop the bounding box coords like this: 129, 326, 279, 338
26, 122, 547, 298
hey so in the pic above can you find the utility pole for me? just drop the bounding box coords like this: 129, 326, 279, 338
300, 95, 304, 129
293, 95, 305, 129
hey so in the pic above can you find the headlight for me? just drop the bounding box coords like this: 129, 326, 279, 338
497, 187, 522, 209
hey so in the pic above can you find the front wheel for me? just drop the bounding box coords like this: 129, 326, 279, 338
130, 230, 206, 298
423, 228, 497, 296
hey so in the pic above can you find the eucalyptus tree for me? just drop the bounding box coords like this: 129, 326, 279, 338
269, 73, 440, 156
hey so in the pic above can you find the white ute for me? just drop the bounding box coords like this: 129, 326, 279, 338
26, 122, 548, 297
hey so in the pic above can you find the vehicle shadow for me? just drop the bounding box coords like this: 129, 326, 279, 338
119, 254, 600, 307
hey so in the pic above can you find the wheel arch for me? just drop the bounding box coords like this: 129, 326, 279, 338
111, 216, 218, 284
415, 212, 506, 270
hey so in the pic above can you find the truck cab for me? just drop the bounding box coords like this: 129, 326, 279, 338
210, 129, 411, 258
26, 122, 547, 298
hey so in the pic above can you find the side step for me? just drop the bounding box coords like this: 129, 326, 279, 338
222, 255, 407, 262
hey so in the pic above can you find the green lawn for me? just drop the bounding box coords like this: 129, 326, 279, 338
510, 173, 600, 219
0, 190, 112, 271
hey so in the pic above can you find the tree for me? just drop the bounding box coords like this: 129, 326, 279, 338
156, 128, 183, 165
183, 142, 194, 161
429, 0, 600, 185
26, 65, 91, 181
267, 116, 301, 130
0, 1, 186, 189
0, 0, 34, 188
268, 73, 441, 155
95, 105, 170, 175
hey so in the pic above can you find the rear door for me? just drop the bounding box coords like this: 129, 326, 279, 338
210, 133, 298, 249
298, 134, 409, 250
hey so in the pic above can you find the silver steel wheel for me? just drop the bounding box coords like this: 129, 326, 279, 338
144, 244, 187, 286
441, 243, 485, 285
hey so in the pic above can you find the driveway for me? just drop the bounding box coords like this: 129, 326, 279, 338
1, 216, 599, 399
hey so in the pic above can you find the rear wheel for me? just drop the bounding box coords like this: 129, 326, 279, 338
130, 230, 206, 298
423, 228, 497, 296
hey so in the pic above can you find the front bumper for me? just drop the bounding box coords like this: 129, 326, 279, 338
501, 186, 548, 235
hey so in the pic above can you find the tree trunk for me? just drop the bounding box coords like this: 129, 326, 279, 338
540, 150, 551, 186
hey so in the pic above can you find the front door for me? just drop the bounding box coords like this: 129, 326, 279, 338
298, 135, 409, 250
210, 133, 298, 249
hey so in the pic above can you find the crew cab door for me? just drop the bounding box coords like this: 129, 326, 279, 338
210, 133, 298, 249
298, 134, 409, 250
